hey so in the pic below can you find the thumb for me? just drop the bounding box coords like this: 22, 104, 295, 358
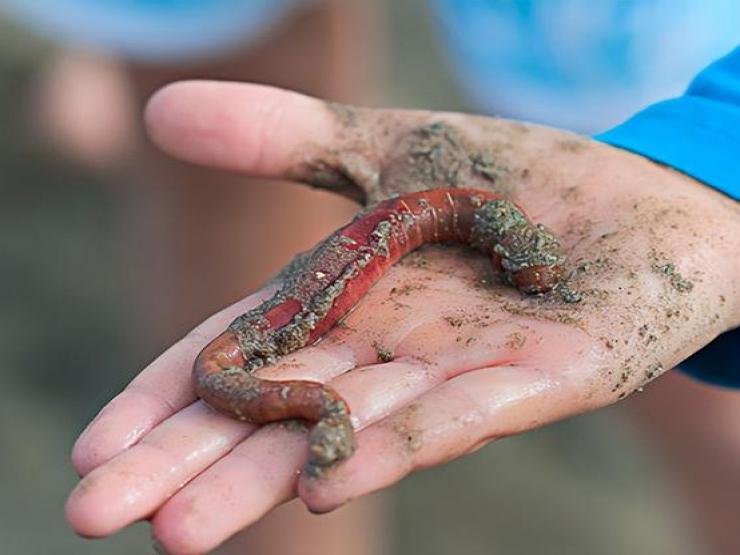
145, 80, 395, 201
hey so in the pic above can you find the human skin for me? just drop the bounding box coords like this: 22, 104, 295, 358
65, 81, 740, 555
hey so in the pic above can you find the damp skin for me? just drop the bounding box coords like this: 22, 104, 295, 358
193, 188, 566, 475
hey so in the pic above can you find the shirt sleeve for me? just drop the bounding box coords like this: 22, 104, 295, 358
595, 46, 740, 387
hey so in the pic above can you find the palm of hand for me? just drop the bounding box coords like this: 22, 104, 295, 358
66, 82, 739, 555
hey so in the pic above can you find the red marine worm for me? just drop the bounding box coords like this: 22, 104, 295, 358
194, 188, 566, 475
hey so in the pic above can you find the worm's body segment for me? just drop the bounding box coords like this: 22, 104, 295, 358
194, 189, 565, 473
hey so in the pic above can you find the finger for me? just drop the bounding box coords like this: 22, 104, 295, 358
66, 336, 382, 538
66, 402, 252, 538
66, 316, 392, 537
70, 288, 275, 476
145, 81, 339, 177
298, 362, 589, 513
150, 357, 448, 555
150, 424, 305, 555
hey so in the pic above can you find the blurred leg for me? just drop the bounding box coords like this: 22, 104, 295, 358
628, 370, 740, 555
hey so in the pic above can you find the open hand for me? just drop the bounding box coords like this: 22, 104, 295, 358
66, 81, 740, 555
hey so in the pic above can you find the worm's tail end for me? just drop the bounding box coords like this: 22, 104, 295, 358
194, 331, 356, 471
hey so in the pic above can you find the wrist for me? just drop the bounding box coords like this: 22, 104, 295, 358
677, 172, 740, 329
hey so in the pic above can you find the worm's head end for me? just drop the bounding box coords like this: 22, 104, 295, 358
509, 264, 564, 294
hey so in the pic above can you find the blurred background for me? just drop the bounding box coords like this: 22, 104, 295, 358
0, 1, 737, 553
